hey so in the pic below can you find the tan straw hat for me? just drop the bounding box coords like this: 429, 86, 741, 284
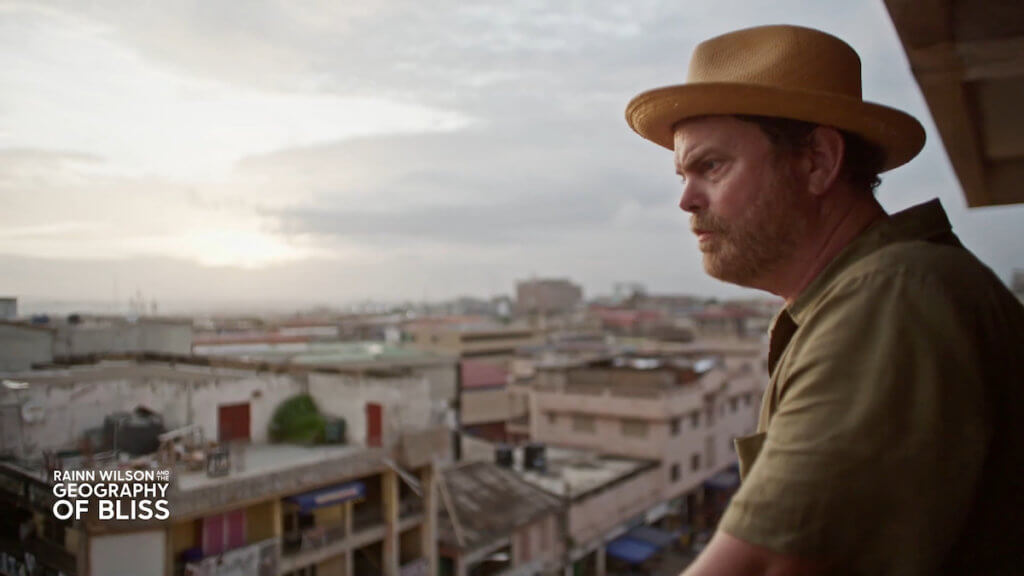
625, 25, 925, 171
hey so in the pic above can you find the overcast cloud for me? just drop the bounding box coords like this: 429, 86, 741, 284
1, 0, 1022, 311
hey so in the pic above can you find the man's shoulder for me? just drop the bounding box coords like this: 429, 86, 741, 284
823, 237, 1004, 311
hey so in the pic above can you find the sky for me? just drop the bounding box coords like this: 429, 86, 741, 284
2, 0, 1022, 313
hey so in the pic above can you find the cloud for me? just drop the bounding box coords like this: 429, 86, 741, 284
0, 0, 1020, 306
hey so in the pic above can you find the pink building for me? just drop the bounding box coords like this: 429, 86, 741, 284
527, 355, 762, 502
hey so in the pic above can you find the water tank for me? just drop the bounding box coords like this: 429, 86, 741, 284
495, 443, 514, 468
524, 442, 547, 472
104, 408, 166, 456
324, 418, 347, 444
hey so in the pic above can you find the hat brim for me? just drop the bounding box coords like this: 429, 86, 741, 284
625, 83, 925, 172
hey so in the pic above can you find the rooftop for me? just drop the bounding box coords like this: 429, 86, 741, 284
439, 460, 562, 550
0, 359, 256, 386
198, 340, 455, 369
173, 443, 370, 492
511, 445, 656, 500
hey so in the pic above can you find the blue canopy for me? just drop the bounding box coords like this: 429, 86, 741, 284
627, 525, 679, 548
703, 468, 740, 491
605, 536, 658, 565
286, 481, 365, 512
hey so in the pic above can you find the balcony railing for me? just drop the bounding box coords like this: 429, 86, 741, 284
352, 506, 385, 533
182, 537, 278, 576
282, 523, 347, 556
399, 497, 425, 518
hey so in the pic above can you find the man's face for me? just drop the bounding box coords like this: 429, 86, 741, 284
673, 116, 813, 288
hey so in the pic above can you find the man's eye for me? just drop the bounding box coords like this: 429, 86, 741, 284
702, 159, 721, 172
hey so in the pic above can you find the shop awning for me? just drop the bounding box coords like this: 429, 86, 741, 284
286, 481, 365, 512
703, 468, 740, 491
606, 524, 680, 565
606, 536, 659, 565
627, 525, 679, 548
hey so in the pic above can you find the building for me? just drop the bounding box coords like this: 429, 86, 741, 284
516, 279, 583, 317
0, 298, 16, 320
507, 332, 628, 443
458, 361, 512, 443
690, 306, 770, 341
0, 357, 448, 576
51, 316, 193, 359
0, 321, 55, 372
527, 354, 762, 503
496, 442, 666, 576
0, 443, 437, 576
437, 461, 563, 576
406, 322, 539, 367
193, 340, 460, 461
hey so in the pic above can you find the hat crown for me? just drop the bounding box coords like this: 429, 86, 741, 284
687, 25, 862, 100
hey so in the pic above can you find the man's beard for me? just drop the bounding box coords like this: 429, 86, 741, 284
692, 163, 812, 288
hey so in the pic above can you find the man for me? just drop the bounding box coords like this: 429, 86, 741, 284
625, 25, 1024, 575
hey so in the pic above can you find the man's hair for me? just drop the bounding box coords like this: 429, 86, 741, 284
736, 115, 885, 194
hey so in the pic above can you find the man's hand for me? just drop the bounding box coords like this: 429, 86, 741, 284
681, 530, 821, 576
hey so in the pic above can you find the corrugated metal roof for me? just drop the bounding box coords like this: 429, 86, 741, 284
438, 461, 562, 550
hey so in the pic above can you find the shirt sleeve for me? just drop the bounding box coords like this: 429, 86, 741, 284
718, 269, 991, 570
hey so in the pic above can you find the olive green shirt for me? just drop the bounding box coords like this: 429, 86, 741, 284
719, 199, 1024, 575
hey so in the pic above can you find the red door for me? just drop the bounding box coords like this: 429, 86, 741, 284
218, 403, 251, 443
366, 403, 383, 447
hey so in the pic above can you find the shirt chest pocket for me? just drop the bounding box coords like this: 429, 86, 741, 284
734, 432, 767, 482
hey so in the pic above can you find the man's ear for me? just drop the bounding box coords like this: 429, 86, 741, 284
806, 126, 844, 197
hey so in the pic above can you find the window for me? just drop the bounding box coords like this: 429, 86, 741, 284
670, 464, 680, 483
670, 418, 681, 436
572, 414, 595, 433
744, 393, 752, 407
729, 397, 739, 413
691, 453, 701, 471
621, 418, 648, 438
547, 412, 557, 425
690, 412, 700, 429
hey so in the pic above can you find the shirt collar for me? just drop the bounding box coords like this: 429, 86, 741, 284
785, 198, 954, 327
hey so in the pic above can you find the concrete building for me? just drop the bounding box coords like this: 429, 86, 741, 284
527, 355, 762, 502
499, 443, 666, 576
193, 340, 460, 461
691, 306, 771, 341
406, 322, 539, 367
51, 316, 193, 359
1, 443, 438, 576
438, 461, 563, 576
0, 321, 55, 372
458, 361, 512, 443
507, 333, 628, 442
0, 357, 448, 576
516, 279, 583, 317
0, 298, 16, 320
0, 315, 192, 373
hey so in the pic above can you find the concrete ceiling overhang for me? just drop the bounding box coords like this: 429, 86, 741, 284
884, 0, 1024, 207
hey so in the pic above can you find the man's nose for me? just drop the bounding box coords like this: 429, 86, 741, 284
679, 181, 708, 213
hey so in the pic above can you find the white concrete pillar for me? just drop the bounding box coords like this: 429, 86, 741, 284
421, 465, 438, 576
